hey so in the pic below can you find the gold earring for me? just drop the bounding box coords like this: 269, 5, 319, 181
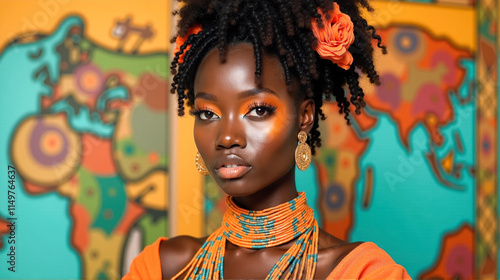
195, 152, 210, 175
295, 131, 312, 171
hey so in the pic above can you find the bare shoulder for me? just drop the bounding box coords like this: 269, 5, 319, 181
159, 235, 207, 279
315, 229, 363, 279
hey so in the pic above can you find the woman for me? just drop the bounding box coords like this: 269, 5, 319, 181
124, 0, 410, 279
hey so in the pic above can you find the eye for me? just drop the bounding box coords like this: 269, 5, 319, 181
247, 107, 269, 117
189, 107, 220, 121
245, 102, 277, 119
200, 111, 216, 120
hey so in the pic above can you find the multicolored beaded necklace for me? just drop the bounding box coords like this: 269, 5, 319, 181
172, 192, 319, 280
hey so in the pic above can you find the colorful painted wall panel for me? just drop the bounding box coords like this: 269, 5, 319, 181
0, 1, 170, 279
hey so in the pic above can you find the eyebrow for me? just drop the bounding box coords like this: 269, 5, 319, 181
194, 88, 278, 101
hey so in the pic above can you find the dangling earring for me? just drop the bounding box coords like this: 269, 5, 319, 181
196, 152, 210, 175
295, 131, 312, 171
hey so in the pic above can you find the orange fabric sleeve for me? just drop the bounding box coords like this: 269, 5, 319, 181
122, 238, 409, 280
327, 242, 411, 280
122, 237, 167, 280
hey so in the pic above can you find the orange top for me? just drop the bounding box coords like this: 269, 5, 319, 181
326, 242, 411, 280
123, 238, 411, 280
123, 237, 166, 280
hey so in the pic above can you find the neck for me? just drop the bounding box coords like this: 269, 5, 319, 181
232, 166, 298, 211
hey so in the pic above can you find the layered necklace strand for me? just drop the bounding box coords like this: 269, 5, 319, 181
172, 192, 319, 280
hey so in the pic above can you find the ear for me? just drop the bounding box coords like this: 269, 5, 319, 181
298, 98, 315, 133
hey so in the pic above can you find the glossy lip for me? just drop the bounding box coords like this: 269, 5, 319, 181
214, 154, 252, 179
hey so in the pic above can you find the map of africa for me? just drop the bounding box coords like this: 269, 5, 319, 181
0, 16, 169, 279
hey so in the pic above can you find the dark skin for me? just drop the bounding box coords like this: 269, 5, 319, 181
160, 43, 361, 279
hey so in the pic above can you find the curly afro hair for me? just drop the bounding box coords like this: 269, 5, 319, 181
170, 0, 386, 154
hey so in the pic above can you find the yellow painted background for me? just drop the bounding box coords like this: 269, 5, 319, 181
368, 1, 475, 51
0, 0, 169, 52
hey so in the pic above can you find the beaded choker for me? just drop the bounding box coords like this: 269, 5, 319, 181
173, 192, 319, 280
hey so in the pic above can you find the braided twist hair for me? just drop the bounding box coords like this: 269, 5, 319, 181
170, 0, 385, 154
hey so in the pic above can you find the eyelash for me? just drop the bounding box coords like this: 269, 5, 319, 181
189, 106, 219, 120
246, 102, 277, 117
189, 102, 278, 120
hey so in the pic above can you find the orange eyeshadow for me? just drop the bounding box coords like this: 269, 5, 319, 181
194, 101, 222, 116
239, 96, 281, 115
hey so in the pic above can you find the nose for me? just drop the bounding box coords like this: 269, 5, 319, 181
216, 115, 246, 149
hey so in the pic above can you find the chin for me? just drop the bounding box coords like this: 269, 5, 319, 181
216, 179, 259, 197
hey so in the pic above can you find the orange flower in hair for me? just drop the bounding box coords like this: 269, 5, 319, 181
311, 3, 354, 70
174, 25, 202, 64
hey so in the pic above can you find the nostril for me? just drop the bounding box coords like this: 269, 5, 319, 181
216, 120, 246, 149
217, 134, 245, 149
217, 140, 241, 149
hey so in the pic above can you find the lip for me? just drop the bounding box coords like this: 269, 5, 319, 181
214, 154, 252, 179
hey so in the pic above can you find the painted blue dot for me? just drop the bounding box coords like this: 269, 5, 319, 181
124, 144, 134, 155
326, 184, 345, 211
395, 31, 418, 54
72, 34, 81, 43
326, 155, 335, 166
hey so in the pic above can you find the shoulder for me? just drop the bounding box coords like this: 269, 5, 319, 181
324, 240, 411, 279
314, 229, 363, 279
159, 235, 207, 279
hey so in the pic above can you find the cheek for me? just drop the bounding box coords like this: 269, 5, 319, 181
247, 109, 297, 151
193, 125, 212, 154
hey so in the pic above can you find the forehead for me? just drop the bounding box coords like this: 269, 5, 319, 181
193, 43, 296, 100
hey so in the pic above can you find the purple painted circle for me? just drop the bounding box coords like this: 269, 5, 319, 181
74, 63, 104, 97
377, 73, 401, 109
395, 31, 419, 54
445, 245, 472, 279
30, 119, 69, 166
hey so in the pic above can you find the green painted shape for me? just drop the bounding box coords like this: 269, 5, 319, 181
77, 168, 102, 221
479, 21, 496, 41
116, 137, 169, 176
138, 213, 167, 245
117, 138, 147, 157
80, 38, 92, 51
130, 102, 169, 155
91, 47, 169, 79
317, 148, 338, 180
159, 155, 167, 166
92, 175, 127, 234
96, 270, 108, 280
96, 261, 110, 279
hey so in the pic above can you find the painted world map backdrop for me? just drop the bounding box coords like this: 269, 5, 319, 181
0, 0, 498, 279
0, 1, 170, 279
